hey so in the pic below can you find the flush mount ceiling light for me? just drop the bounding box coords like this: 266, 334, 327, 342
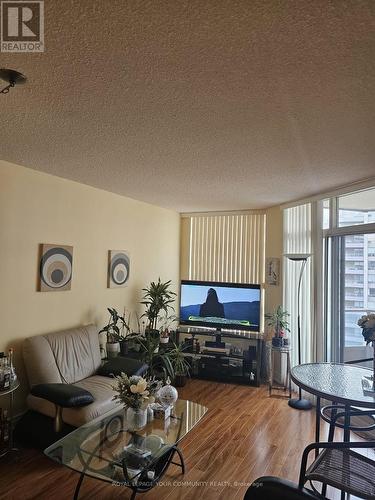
0, 68, 27, 94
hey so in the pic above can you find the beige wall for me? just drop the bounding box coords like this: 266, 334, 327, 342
0, 160, 180, 412
264, 205, 283, 316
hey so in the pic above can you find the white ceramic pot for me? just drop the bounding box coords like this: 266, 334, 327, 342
106, 342, 120, 358
160, 337, 169, 344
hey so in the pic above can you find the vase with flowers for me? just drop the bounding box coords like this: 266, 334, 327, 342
112, 373, 163, 429
357, 313, 375, 392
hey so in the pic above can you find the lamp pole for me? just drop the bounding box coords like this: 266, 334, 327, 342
284, 254, 312, 411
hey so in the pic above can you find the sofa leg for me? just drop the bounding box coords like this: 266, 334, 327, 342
54, 405, 63, 433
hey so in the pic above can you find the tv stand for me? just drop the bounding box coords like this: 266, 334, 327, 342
176, 328, 263, 387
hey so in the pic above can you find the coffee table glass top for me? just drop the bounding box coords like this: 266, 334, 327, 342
45, 399, 207, 485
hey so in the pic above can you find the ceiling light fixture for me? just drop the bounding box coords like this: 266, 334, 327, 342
0, 68, 27, 94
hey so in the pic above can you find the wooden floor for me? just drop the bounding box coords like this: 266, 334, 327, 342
0, 380, 353, 499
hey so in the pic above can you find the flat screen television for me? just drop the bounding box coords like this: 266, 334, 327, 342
180, 280, 261, 332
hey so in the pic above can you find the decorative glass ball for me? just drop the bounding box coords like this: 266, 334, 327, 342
157, 384, 178, 408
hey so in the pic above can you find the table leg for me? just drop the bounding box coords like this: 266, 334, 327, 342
315, 397, 321, 459
73, 472, 85, 500
269, 348, 273, 396
343, 404, 350, 442
328, 402, 338, 442
9, 389, 14, 451
287, 352, 291, 399
171, 446, 186, 474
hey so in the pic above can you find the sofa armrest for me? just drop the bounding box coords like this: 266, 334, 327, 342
97, 357, 148, 378
30, 383, 94, 408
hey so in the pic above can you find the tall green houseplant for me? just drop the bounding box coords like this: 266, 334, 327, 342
141, 278, 177, 332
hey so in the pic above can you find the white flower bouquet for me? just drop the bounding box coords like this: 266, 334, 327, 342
112, 373, 163, 410
357, 313, 375, 344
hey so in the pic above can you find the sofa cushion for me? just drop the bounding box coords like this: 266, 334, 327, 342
27, 375, 120, 427
30, 383, 94, 407
23, 324, 101, 386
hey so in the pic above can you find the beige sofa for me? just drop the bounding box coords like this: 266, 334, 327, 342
23, 324, 141, 428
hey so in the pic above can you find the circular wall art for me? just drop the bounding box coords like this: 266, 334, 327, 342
39, 244, 73, 292
108, 250, 130, 288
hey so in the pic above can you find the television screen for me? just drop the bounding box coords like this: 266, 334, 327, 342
180, 280, 261, 332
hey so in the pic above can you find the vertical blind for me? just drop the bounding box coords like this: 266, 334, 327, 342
283, 203, 315, 368
181, 213, 266, 284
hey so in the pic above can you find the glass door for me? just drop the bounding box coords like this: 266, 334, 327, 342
341, 232, 375, 364
328, 232, 375, 366
323, 187, 375, 368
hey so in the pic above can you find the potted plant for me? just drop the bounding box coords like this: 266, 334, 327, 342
160, 329, 170, 344
134, 332, 175, 382
99, 307, 131, 357
159, 314, 178, 344
265, 305, 291, 348
169, 343, 190, 387
141, 278, 177, 335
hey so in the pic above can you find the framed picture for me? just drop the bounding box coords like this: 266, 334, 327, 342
266, 257, 280, 286
108, 250, 130, 288
39, 244, 73, 292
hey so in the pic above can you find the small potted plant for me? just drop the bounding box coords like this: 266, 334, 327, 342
265, 305, 290, 348
169, 343, 190, 387
159, 314, 178, 344
160, 328, 170, 344
99, 307, 131, 357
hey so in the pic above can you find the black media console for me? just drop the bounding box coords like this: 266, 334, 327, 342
176, 328, 263, 387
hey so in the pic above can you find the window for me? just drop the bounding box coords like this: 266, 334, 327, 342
180, 212, 266, 284
323, 199, 330, 230
338, 189, 375, 228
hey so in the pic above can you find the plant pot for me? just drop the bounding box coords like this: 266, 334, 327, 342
174, 374, 187, 387
272, 337, 284, 348
120, 340, 129, 356
126, 407, 147, 430
106, 342, 120, 358
160, 337, 169, 344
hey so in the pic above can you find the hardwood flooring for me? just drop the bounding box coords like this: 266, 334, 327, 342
0, 380, 359, 499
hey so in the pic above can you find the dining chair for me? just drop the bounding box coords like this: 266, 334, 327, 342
299, 440, 375, 499
245, 440, 375, 499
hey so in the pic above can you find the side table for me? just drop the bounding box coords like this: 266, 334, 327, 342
269, 346, 291, 398
0, 380, 19, 457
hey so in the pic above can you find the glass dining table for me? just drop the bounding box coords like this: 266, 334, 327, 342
291, 362, 375, 444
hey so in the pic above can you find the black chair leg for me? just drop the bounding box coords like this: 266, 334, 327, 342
322, 402, 339, 498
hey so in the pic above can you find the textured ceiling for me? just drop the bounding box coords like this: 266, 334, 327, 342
1, 0, 375, 212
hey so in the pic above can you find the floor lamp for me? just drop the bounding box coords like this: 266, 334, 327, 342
284, 253, 312, 410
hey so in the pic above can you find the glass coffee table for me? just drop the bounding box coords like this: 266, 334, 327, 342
45, 399, 207, 499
